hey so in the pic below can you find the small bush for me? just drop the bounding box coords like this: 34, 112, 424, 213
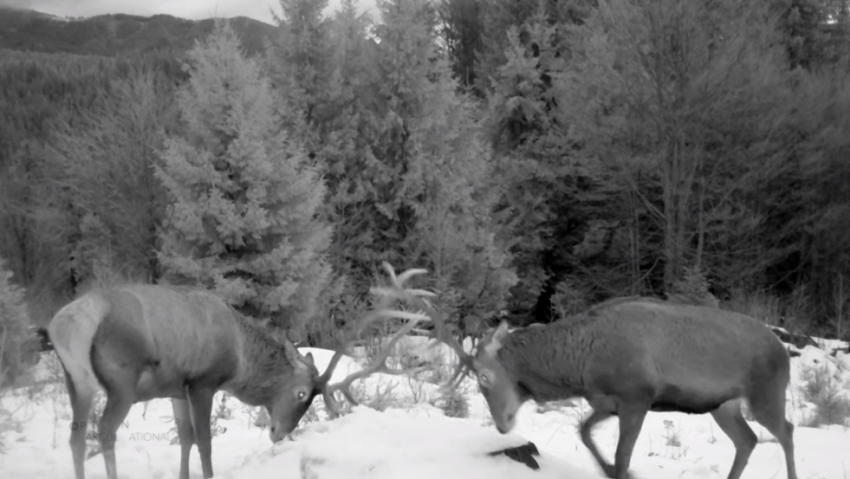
84, 393, 107, 458
536, 399, 578, 414
0, 342, 22, 453
551, 279, 589, 319
214, 393, 233, 420
724, 287, 814, 332
0, 258, 31, 387
798, 363, 850, 427
254, 407, 270, 429
661, 419, 688, 459
670, 265, 719, 308
362, 382, 400, 412
318, 379, 402, 419
662, 419, 681, 447
436, 387, 469, 418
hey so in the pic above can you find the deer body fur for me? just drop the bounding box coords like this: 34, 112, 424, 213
48, 284, 320, 479
473, 297, 797, 479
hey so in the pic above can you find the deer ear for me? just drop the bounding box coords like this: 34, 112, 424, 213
483, 320, 510, 356
304, 352, 314, 366
493, 320, 510, 344
283, 339, 300, 363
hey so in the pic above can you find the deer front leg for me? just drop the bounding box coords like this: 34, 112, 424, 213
613, 403, 649, 479
187, 386, 216, 479
580, 408, 616, 478
172, 398, 194, 479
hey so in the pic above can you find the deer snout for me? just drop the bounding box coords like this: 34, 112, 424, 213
496, 412, 516, 434
270, 425, 287, 443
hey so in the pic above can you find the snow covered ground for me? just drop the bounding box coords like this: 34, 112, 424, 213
1, 335, 849, 479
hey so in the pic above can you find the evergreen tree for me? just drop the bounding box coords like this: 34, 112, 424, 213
482, 5, 619, 320
315, 1, 383, 281
269, 0, 333, 152
372, 0, 517, 332
0, 257, 31, 387
51, 64, 174, 289
560, 0, 791, 293
156, 21, 332, 338
439, 0, 485, 91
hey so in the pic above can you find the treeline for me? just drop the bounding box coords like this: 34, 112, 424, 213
2, 0, 850, 382
0, 8, 276, 57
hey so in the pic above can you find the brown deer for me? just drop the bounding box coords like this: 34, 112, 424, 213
442, 296, 799, 479
378, 280, 800, 479
48, 271, 429, 479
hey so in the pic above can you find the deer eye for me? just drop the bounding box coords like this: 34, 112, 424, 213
478, 372, 490, 387
296, 389, 308, 401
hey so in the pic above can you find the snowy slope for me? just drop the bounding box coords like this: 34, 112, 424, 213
1, 336, 848, 479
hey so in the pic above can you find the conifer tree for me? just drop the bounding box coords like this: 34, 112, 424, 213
156, 21, 332, 337
52, 64, 172, 289
560, 0, 790, 292
372, 0, 517, 331
269, 0, 333, 152
0, 257, 30, 387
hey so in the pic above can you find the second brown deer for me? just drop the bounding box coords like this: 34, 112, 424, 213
339, 268, 800, 479
47, 269, 426, 479
453, 297, 799, 479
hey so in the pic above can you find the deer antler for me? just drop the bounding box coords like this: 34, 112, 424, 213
376, 265, 478, 392
317, 263, 438, 418
402, 292, 477, 393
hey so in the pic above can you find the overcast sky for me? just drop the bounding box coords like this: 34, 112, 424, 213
0, 0, 378, 24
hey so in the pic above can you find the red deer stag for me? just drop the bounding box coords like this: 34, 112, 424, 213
48, 272, 429, 479
383, 283, 799, 479
469, 297, 798, 479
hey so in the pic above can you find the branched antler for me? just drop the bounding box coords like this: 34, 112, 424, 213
317, 263, 439, 418
399, 293, 477, 393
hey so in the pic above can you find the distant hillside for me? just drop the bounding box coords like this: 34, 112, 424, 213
0, 7, 276, 57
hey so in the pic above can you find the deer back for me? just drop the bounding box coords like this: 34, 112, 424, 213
95, 284, 244, 382
480, 298, 789, 407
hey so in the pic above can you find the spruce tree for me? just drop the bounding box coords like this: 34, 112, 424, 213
156, 21, 332, 337
373, 0, 517, 332
0, 257, 30, 387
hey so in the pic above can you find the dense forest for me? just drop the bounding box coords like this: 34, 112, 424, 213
1, 0, 850, 384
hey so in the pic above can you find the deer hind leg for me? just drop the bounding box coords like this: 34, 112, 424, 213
91, 346, 139, 479
63, 366, 95, 479
612, 402, 649, 479
749, 384, 797, 479
187, 386, 216, 479
172, 398, 195, 479
97, 382, 135, 479
710, 399, 757, 479
580, 405, 617, 478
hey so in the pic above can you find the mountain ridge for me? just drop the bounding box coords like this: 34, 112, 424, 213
0, 7, 276, 57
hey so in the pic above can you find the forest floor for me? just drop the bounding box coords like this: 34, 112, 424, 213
1, 334, 849, 479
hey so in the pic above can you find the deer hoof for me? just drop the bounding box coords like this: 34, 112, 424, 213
604, 467, 635, 479
603, 465, 634, 479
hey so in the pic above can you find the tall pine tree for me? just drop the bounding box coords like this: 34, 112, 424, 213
0, 256, 31, 387
372, 0, 517, 333
269, 0, 333, 153
156, 21, 332, 338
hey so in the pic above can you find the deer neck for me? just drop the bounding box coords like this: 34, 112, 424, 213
223, 317, 295, 407
500, 324, 590, 403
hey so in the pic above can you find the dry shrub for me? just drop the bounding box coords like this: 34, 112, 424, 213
798, 362, 850, 428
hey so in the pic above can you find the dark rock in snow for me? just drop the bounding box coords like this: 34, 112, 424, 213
488, 441, 541, 470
